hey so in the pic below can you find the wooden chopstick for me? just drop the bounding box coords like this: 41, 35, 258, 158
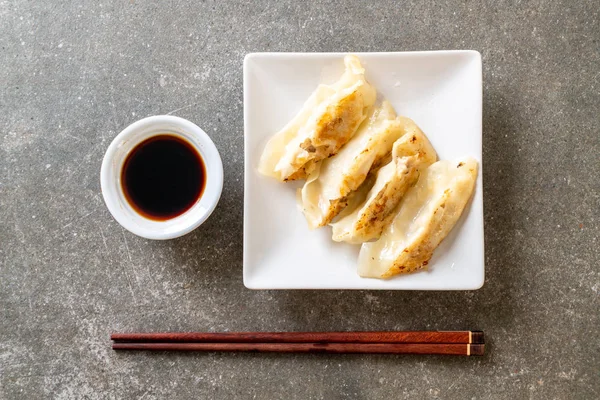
111, 331, 484, 344
111, 331, 484, 355
112, 342, 484, 355
113, 343, 485, 356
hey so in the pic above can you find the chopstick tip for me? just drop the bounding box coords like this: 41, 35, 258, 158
471, 331, 485, 344
470, 344, 485, 356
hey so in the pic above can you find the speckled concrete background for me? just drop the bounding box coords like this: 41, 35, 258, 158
1, 1, 598, 399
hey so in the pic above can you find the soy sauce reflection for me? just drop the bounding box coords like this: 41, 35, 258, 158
121, 135, 205, 221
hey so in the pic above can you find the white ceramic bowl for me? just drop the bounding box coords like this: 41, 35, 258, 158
101, 115, 223, 240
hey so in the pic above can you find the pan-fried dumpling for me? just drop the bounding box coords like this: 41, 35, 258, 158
331, 118, 437, 243
258, 85, 335, 180
258, 55, 377, 181
357, 158, 478, 279
299, 101, 404, 229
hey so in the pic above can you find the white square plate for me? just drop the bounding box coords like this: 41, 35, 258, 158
243, 51, 483, 290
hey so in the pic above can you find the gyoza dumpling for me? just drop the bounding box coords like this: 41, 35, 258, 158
258, 55, 377, 181
358, 158, 478, 279
299, 101, 404, 229
257, 85, 335, 180
331, 118, 437, 243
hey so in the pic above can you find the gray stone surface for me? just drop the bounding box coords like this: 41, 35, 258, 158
1, 0, 598, 398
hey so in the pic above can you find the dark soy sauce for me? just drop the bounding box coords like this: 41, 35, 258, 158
121, 135, 205, 221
